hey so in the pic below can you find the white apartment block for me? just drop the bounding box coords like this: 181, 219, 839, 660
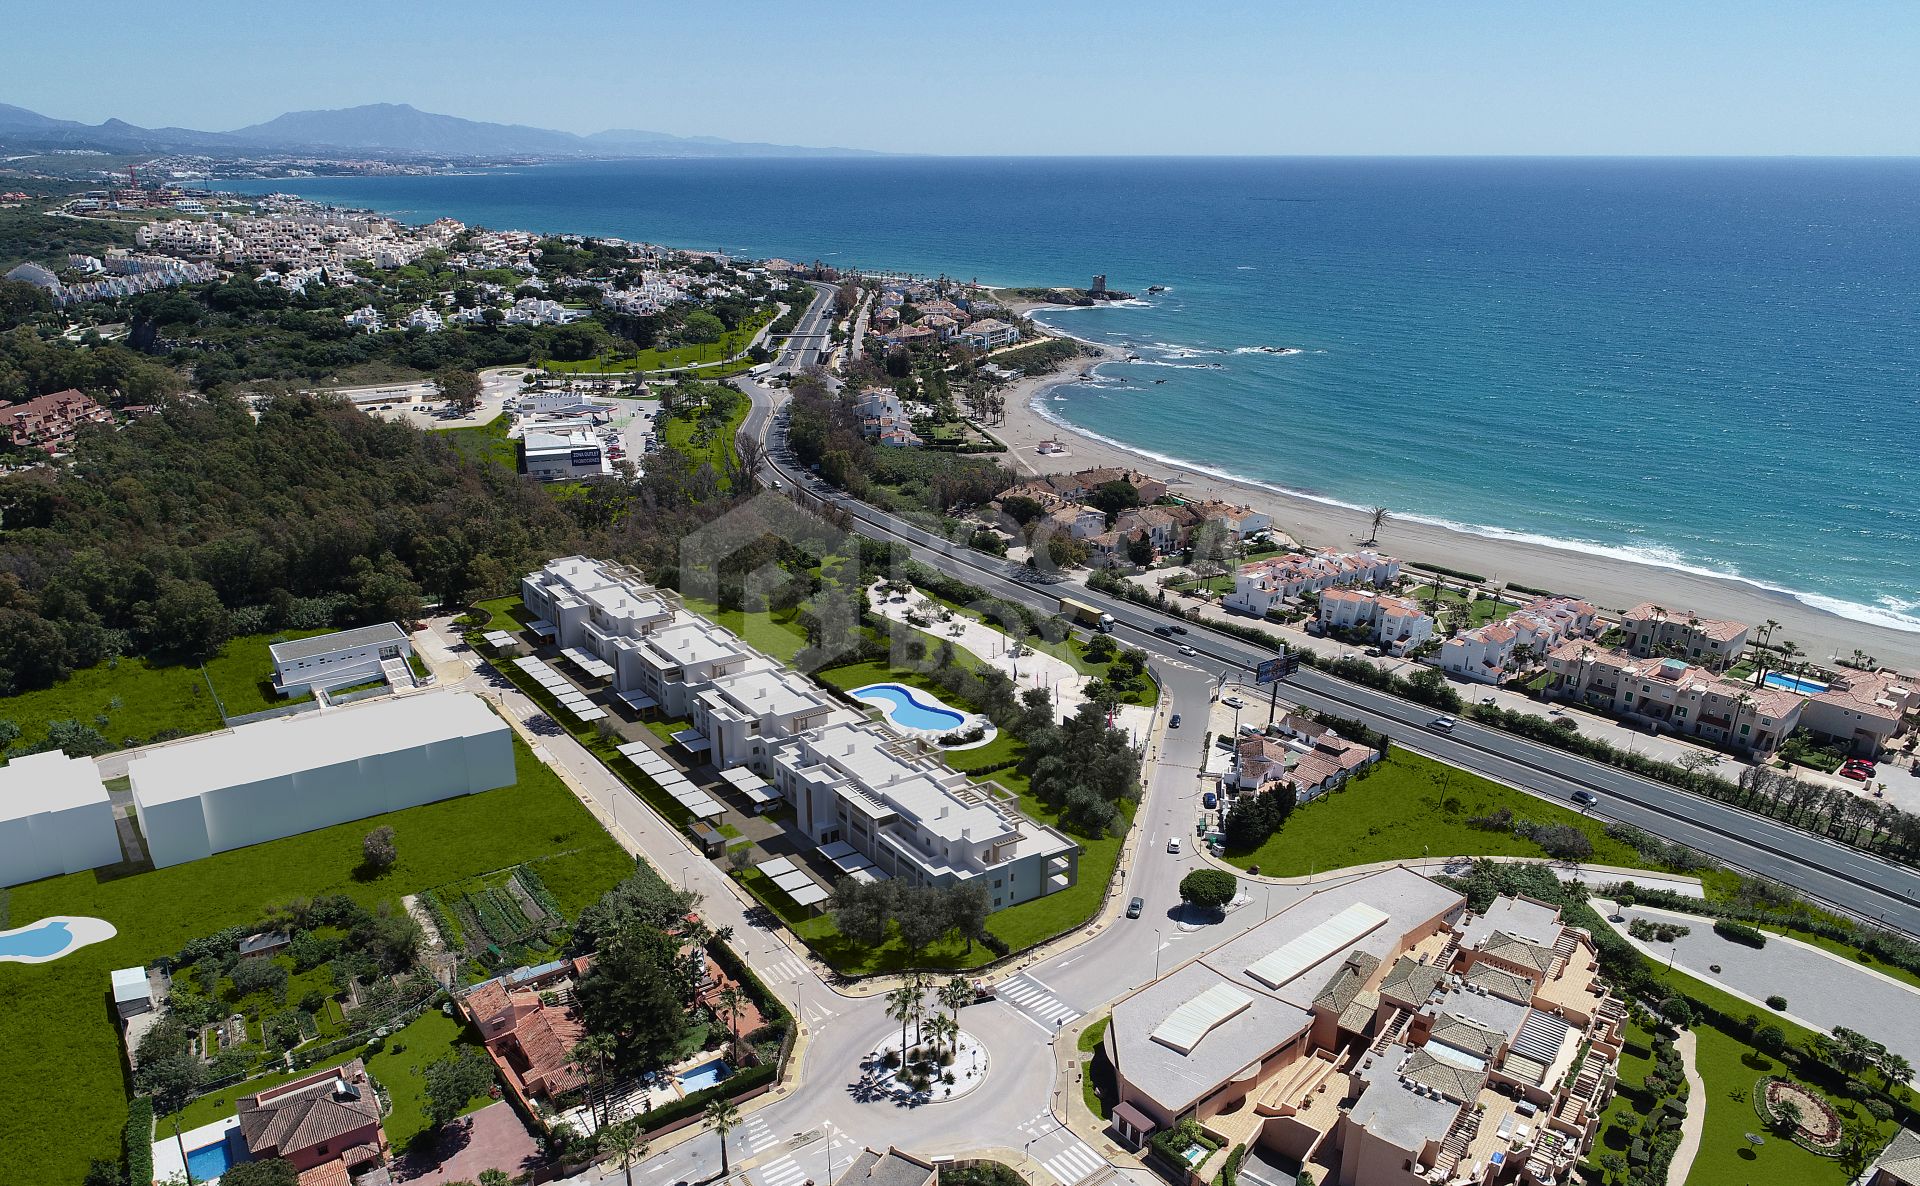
770, 722, 1076, 906
269, 622, 413, 698
961, 318, 1020, 350
1317, 589, 1434, 656
1435, 598, 1591, 685
691, 666, 843, 774
405, 306, 445, 332
1225, 551, 1402, 618
0, 750, 122, 888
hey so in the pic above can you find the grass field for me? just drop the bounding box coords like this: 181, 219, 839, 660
542, 309, 773, 375
658, 393, 749, 486
0, 733, 632, 1185
678, 597, 810, 665
1221, 748, 1653, 874
1405, 585, 1515, 629
0, 628, 329, 753
439, 411, 518, 471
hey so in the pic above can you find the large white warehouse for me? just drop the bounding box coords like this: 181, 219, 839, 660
0, 750, 124, 887
128, 692, 515, 869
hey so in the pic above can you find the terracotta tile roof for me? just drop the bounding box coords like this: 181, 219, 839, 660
297, 1163, 351, 1186
238, 1060, 383, 1160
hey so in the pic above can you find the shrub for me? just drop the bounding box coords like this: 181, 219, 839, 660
1714, 919, 1767, 948
1658, 997, 1693, 1028
362, 825, 397, 873
1754, 1024, 1788, 1055
124, 1096, 153, 1186
1179, 869, 1238, 912
1766, 995, 1789, 1011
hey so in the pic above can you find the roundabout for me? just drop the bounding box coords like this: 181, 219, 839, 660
857, 1028, 991, 1105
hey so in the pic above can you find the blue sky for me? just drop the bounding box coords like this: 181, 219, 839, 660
10, 1, 1919, 154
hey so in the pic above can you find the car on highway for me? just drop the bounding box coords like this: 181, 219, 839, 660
1169, 714, 1182, 728
1179, 644, 1196, 656
1126, 897, 1144, 919
1571, 789, 1599, 807
1167, 837, 1182, 854
1170, 624, 1188, 634
1428, 716, 1458, 732
1153, 626, 1174, 637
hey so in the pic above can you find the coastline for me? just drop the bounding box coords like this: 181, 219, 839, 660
990, 332, 1920, 672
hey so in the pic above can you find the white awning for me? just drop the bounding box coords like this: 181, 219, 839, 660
722, 767, 780, 804
1150, 983, 1253, 1054
575, 707, 607, 722
756, 856, 798, 878
526, 617, 556, 637
670, 728, 710, 753
616, 691, 659, 710
482, 631, 514, 648
615, 741, 655, 760
1246, 902, 1389, 990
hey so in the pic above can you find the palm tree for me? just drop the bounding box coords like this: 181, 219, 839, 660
599, 1118, 650, 1186
569, 1033, 619, 1132
926, 1013, 960, 1059
939, 976, 974, 1041
716, 985, 748, 1063
705, 1097, 741, 1176
1880, 1051, 1913, 1094
886, 977, 924, 1059
1365, 506, 1389, 545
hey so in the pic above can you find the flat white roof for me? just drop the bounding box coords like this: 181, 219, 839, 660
111, 966, 149, 1002
0, 749, 111, 820
269, 622, 406, 663
1246, 902, 1390, 990
1151, 983, 1254, 1055
128, 692, 506, 806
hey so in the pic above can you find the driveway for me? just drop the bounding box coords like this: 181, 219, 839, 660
393, 1101, 541, 1185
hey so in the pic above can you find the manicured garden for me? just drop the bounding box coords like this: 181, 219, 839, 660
1221, 749, 1652, 875
0, 734, 632, 1186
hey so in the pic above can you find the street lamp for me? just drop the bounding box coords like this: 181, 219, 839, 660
1154, 928, 1164, 980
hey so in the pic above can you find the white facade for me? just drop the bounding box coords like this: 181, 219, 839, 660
0, 750, 123, 888
269, 622, 412, 697
1317, 589, 1434, 655
523, 423, 610, 481
1225, 550, 1402, 617
690, 666, 842, 773
128, 692, 514, 869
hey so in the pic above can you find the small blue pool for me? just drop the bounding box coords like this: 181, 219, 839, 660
1763, 671, 1830, 695
0, 919, 77, 960
186, 1136, 236, 1181
852, 683, 966, 733
677, 1058, 733, 1093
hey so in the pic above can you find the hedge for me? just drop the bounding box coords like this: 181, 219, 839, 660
638, 1062, 777, 1134
1713, 919, 1768, 948
125, 1096, 153, 1186
1213, 1143, 1247, 1186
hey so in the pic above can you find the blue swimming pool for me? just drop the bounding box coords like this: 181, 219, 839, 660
852, 683, 966, 733
0, 919, 77, 960
186, 1136, 236, 1182
1763, 671, 1831, 695
677, 1058, 733, 1093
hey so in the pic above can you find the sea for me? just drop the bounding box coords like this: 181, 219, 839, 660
225, 157, 1920, 634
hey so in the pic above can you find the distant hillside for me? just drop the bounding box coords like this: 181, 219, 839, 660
0, 100, 881, 159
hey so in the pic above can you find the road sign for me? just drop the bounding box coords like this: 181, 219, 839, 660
1255, 656, 1288, 684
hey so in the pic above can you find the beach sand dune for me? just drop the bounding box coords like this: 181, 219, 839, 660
987, 335, 1920, 672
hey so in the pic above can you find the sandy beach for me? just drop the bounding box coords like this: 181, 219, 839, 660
989, 332, 1920, 672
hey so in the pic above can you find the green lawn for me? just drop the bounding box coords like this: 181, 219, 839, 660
1221, 749, 1653, 874
439, 411, 518, 471
0, 628, 331, 753
658, 394, 749, 486
1405, 585, 1515, 629
1684, 1024, 1892, 1186
543, 309, 773, 375
0, 734, 631, 1185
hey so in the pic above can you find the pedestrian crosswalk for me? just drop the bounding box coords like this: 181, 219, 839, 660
740, 1114, 781, 1156
757, 1156, 808, 1186
1038, 1137, 1106, 1186
757, 953, 808, 984
995, 973, 1081, 1030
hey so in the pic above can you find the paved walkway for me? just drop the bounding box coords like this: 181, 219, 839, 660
867, 581, 1154, 740
1596, 901, 1920, 1067
1667, 1030, 1706, 1186
393, 1101, 541, 1185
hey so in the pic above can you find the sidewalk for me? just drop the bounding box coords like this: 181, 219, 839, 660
1668, 1030, 1706, 1186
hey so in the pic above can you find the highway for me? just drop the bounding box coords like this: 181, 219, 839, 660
738, 292, 1920, 935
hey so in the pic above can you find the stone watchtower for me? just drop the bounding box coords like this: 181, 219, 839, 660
1090, 274, 1107, 295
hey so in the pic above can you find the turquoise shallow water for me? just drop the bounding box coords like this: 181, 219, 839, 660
229, 157, 1920, 633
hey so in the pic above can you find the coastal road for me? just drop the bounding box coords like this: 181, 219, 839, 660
736, 375, 1920, 937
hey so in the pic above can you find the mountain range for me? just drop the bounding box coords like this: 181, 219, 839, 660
0, 101, 879, 159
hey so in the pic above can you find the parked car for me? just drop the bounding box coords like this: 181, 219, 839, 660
1223, 696, 1244, 709
1571, 790, 1598, 807
1126, 897, 1145, 919
1202, 791, 1217, 809
1169, 714, 1183, 728
1167, 836, 1183, 854
1841, 766, 1871, 781
1428, 716, 1458, 732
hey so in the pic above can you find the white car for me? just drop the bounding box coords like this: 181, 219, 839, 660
1167, 836, 1183, 854
1179, 644, 1196, 656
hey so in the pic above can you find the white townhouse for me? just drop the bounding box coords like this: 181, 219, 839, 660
269, 622, 414, 698
690, 666, 845, 774
1317, 590, 1434, 655
961, 318, 1020, 350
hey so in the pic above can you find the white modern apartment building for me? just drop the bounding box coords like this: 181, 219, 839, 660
961, 318, 1020, 350
769, 722, 1077, 907
1225, 551, 1402, 618
0, 750, 123, 887
521, 556, 675, 654
128, 692, 514, 868
269, 622, 412, 698
690, 666, 844, 774
1317, 589, 1434, 656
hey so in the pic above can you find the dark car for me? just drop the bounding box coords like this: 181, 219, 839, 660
1169, 713, 1183, 728
1153, 626, 1174, 637
1126, 897, 1145, 919
1571, 789, 1598, 807
1202, 791, 1217, 809
1170, 624, 1188, 634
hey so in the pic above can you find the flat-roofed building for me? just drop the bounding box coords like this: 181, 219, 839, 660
1103, 868, 1625, 1185
269, 622, 412, 698
691, 665, 844, 772
770, 722, 1077, 908
128, 692, 514, 868
0, 750, 123, 887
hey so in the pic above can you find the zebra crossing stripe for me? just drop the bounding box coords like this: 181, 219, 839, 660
1042, 1143, 1104, 1186
761, 1158, 808, 1186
